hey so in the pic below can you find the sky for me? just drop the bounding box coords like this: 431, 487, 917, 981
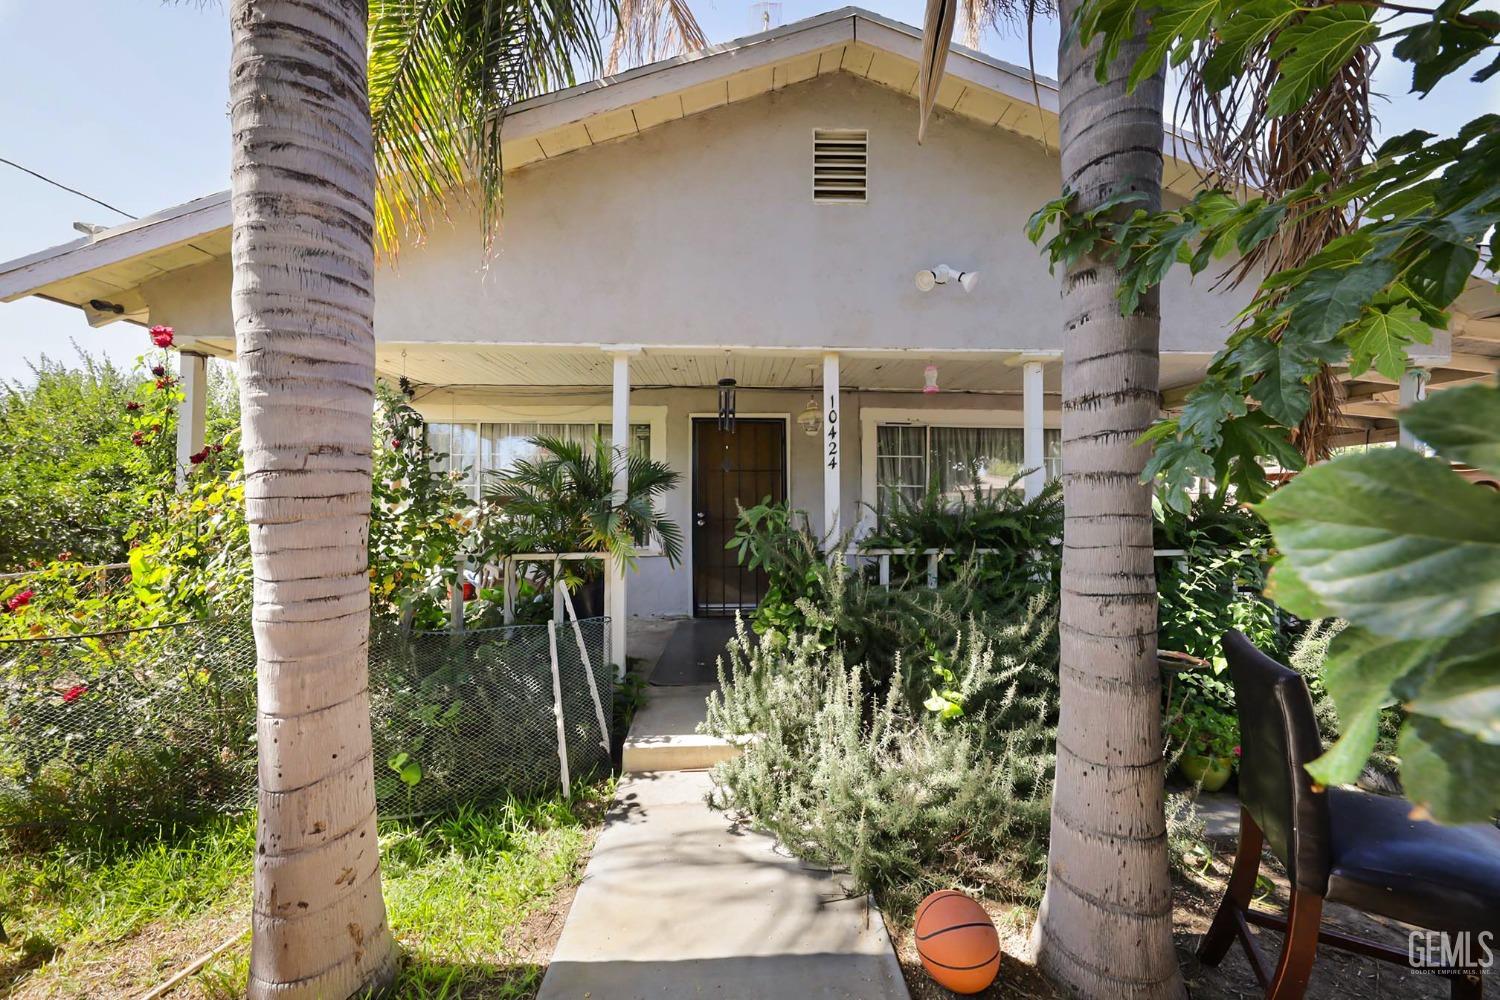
1, 1, 1496, 384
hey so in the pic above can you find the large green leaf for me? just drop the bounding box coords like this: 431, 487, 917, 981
1200, 0, 1298, 91
1401, 382, 1500, 475
1259, 448, 1500, 638
1304, 626, 1430, 785
1130, 0, 1223, 92
1345, 305, 1431, 382
1266, 6, 1378, 117
1398, 716, 1500, 823
1403, 613, 1500, 744
1285, 259, 1398, 345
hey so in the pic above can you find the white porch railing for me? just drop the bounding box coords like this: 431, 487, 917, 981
845, 546, 1185, 589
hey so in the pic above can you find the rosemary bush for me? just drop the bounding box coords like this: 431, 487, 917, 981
702, 602, 1059, 911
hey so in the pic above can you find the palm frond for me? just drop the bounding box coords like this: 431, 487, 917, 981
369, 0, 610, 251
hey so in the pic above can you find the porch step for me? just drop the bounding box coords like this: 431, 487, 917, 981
622, 683, 742, 772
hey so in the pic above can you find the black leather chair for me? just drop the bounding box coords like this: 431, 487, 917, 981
1201, 632, 1500, 999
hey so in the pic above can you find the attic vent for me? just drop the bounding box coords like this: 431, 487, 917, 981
813, 129, 868, 203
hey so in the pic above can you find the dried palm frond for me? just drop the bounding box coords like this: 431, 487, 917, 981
961, 0, 1055, 50
607, 0, 708, 75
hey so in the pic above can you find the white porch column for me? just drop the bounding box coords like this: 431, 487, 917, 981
823, 352, 841, 545
1398, 368, 1428, 451
607, 348, 637, 678
1022, 360, 1045, 499
175, 351, 208, 492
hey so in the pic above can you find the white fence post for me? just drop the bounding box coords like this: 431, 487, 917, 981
502, 557, 515, 625
560, 581, 611, 756
546, 619, 571, 794
450, 553, 467, 635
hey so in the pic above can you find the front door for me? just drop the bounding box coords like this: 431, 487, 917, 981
692, 418, 787, 617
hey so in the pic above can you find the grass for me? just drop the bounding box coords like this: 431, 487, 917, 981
0, 780, 612, 999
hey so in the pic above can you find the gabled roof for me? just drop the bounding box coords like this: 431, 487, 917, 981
0, 6, 1204, 320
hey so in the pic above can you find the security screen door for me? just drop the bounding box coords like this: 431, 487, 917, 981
691, 418, 787, 617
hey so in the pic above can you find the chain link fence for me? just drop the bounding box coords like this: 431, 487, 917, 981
0, 615, 610, 839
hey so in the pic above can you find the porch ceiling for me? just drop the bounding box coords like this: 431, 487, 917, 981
352, 342, 1217, 394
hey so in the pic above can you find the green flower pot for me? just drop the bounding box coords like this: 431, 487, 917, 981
1180, 753, 1234, 792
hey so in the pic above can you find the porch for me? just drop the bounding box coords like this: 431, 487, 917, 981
357, 341, 1214, 666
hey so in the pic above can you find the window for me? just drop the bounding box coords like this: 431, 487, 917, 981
874, 424, 1061, 515
425, 421, 652, 500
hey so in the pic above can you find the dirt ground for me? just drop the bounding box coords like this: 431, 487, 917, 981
889, 847, 1496, 1000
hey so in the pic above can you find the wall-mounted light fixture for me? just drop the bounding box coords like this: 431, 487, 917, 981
915, 264, 978, 293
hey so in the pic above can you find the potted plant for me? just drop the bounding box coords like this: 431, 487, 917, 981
1167, 699, 1240, 792
482, 435, 682, 616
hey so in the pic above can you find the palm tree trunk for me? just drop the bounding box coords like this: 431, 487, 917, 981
1032, 2, 1184, 997
230, 2, 397, 996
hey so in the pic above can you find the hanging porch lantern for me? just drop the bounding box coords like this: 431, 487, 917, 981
717, 378, 738, 431
796, 365, 822, 437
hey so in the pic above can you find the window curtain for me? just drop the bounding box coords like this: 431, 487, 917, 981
875, 425, 926, 515
874, 424, 1065, 514
930, 427, 1026, 500
429, 421, 654, 500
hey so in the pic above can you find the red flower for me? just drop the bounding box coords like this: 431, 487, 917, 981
155, 377, 174, 390
62, 684, 88, 703
125, 401, 142, 412
189, 447, 210, 465
131, 431, 145, 446
462, 581, 476, 601
391, 439, 402, 449
151, 365, 166, 377
212, 443, 224, 453
5, 590, 34, 613
1233, 745, 1242, 758
149, 325, 175, 348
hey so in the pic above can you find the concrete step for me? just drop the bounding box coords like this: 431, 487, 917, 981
621, 683, 742, 772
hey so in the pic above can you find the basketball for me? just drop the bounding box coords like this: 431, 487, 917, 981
913, 890, 1000, 994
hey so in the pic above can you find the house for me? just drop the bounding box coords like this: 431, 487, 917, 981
2, 7, 1496, 663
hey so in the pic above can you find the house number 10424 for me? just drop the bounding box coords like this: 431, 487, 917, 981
826, 396, 838, 470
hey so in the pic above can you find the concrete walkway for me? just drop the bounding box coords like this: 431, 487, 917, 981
537, 769, 910, 1000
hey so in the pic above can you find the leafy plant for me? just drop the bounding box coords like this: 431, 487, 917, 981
702, 610, 1058, 911
861, 477, 1062, 601
1037, 0, 1500, 503
1165, 696, 1240, 761
0, 345, 236, 571
369, 384, 476, 629
1153, 490, 1284, 667
1258, 382, 1500, 823
724, 500, 827, 644
482, 433, 683, 568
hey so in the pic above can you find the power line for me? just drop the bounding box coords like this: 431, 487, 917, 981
0, 156, 137, 220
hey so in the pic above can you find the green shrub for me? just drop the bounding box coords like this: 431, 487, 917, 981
703, 604, 1058, 911
861, 477, 1062, 596
0, 621, 257, 842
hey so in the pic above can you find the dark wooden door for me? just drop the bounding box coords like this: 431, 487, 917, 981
692, 418, 787, 617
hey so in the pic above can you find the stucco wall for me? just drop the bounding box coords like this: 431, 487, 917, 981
142, 72, 1251, 355
417, 384, 1049, 618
